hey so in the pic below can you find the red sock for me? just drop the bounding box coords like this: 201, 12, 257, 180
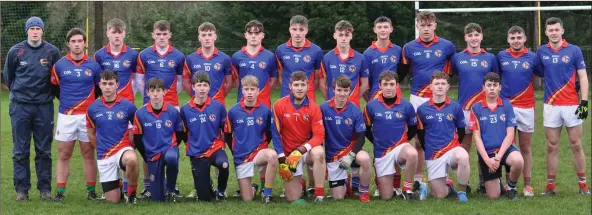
57, 182, 67, 187
547, 174, 557, 185
577, 172, 587, 184
393, 174, 401, 188
119, 180, 124, 188
127, 184, 137, 195
300, 178, 306, 190
314, 187, 324, 197
403, 180, 413, 192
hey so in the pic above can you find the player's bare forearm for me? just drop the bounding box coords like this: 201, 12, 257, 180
360, 78, 369, 100
224, 75, 233, 96
88, 128, 97, 148
182, 78, 192, 96
472, 131, 489, 159
314, 69, 321, 90
319, 78, 328, 99
496, 127, 515, 160
270, 77, 278, 90
577, 69, 589, 100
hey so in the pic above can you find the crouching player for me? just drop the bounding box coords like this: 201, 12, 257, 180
321, 75, 372, 203
469, 72, 524, 200
225, 75, 278, 203
272, 71, 326, 203
364, 71, 420, 200
417, 72, 470, 203
86, 70, 139, 203
132, 77, 184, 202
181, 72, 229, 201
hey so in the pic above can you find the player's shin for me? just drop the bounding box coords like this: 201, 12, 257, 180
263, 151, 278, 197
311, 147, 326, 199
123, 152, 139, 196
80, 142, 98, 194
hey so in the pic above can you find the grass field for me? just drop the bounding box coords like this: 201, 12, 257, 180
1, 89, 590, 215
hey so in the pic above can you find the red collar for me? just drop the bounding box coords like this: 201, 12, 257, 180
240, 98, 261, 112
100, 96, 122, 108
333, 47, 355, 61
106, 43, 128, 56
241, 46, 265, 58
197, 47, 219, 60
189, 97, 212, 111
66, 52, 89, 66
546, 39, 569, 52
370, 41, 393, 49
147, 102, 168, 113
463, 48, 486, 56
328, 98, 349, 113
287, 39, 311, 49
377, 94, 401, 108
416, 35, 440, 47
152, 44, 174, 57
506, 47, 529, 59
481, 97, 503, 108
428, 96, 451, 108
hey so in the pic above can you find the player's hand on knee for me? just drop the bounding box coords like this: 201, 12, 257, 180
286, 150, 303, 172
339, 152, 356, 169
278, 163, 294, 181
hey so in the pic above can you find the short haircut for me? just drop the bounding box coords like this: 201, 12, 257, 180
241, 75, 259, 88
290, 15, 308, 27
192, 72, 210, 85
334, 20, 354, 33
430, 71, 449, 84
483, 72, 501, 84
374, 16, 392, 26
333, 75, 351, 89
100, 70, 119, 82
147, 78, 165, 90
378, 70, 398, 83
507, 26, 525, 35
153, 20, 170, 31
66, 28, 87, 42
106, 18, 126, 32
290, 71, 308, 83
198, 22, 216, 32
245, 20, 264, 33
545, 17, 563, 28
464, 23, 482, 34
416, 11, 436, 23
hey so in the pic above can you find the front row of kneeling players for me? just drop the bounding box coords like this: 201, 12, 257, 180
87, 69, 520, 204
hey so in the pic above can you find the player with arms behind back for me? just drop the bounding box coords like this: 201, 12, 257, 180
537, 17, 590, 195
225, 75, 278, 203
417, 72, 470, 203
272, 71, 326, 203
470, 72, 523, 200
497, 25, 543, 196
321, 75, 372, 203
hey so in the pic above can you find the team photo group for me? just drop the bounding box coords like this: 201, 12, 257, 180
4, 10, 589, 205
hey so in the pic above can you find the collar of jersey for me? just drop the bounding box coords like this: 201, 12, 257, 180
428, 96, 451, 108
189, 97, 212, 110
287, 39, 311, 49
147, 102, 168, 113
100, 95, 122, 108
197, 47, 219, 60
377, 94, 401, 107
240, 97, 261, 111
415, 35, 440, 47
289, 94, 309, 107
463, 48, 486, 56
333, 47, 355, 60
106, 43, 128, 55
241, 46, 265, 58
505, 47, 529, 58
480, 97, 503, 108
329, 98, 350, 113
152, 43, 174, 56
66, 52, 89, 65
370, 41, 393, 51
546, 39, 569, 52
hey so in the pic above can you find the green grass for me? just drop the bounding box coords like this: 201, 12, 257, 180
1, 89, 590, 215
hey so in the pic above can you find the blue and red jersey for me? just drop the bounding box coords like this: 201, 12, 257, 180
320, 48, 369, 106
452, 48, 499, 110
469, 97, 517, 154
363, 95, 417, 158
231, 46, 278, 108
402, 36, 456, 98
86, 96, 136, 160
536, 40, 586, 105
51, 53, 102, 115
416, 97, 465, 160
183, 47, 232, 106
224, 99, 271, 166
498, 48, 543, 108
180, 97, 227, 158
94, 43, 138, 103
275, 39, 324, 101
320, 99, 365, 162
137, 44, 185, 106
363, 41, 403, 99
132, 103, 184, 161
271, 94, 325, 157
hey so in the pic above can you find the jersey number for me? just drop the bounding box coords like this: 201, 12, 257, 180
553, 57, 558, 64
381, 58, 387, 64
250, 64, 255, 69
160, 62, 164, 67
205, 65, 210, 71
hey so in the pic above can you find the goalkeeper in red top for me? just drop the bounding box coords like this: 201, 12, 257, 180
272, 71, 326, 203
320, 75, 371, 203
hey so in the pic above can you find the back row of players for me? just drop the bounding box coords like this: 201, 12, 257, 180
7, 11, 588, 204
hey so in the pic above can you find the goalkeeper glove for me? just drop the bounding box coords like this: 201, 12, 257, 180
575, 100, 588, 120
339, 152, 356, 169
278, 162, 294, 181
286, 150, 303, 172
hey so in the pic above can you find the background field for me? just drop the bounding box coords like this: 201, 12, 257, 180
1, 88, 590, 215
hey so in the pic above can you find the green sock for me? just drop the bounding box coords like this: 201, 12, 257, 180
57, 186, 66, 194
86, 183, 96, 193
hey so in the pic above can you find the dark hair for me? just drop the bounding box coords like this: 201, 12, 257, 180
378, 70, 398, 83
106, 18, 126, 32
153, 20, 170, 31
545, 17, 563, 28
507, 26, 525, 35
430, 71, 449, 84
147, 78, 165, 90
374, 16, 392, 26
464, 23, 482, 34
416, 11, 436, 23
290, 15, 308, 27
483, 72, 501, 84
192, 72, 210, 85
290, 71, 308, 83
245, 20, 264, 33
66, 28, 87, 42
100, 70, 119, 82
333, 75, 351, 89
